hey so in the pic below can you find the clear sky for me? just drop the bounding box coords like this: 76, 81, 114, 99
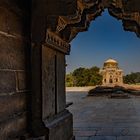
66, 10, 140, 75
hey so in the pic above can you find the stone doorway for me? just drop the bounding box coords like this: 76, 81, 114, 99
0, 0, 140, 140
32, 0, 140, 138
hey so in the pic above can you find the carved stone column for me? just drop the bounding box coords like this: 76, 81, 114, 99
31, 30, 74, 140
31, 1, 74, 137
41, 30, 73, 140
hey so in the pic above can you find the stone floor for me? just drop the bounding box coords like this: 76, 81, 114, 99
66, 92, 140, 140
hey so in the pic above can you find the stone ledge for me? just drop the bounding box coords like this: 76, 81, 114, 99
44, 110, 73, 140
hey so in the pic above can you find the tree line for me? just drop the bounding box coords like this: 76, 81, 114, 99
66, 66, 140, 87
123, 72, 140, 84
66, 66, 102, 87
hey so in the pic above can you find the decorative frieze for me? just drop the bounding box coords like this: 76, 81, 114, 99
56, 17, 67, 32
50, 0, 140, 44
56, 10, 82, 33
45, 30, 70, 54
56, 0, 101, 33
123, 12, 140, 25
111, 0, 123, 9
109, 4, 140, 37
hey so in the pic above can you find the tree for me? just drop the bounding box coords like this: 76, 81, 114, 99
65, 73, 74, 87
72, 67, 90, 86
66, 66, 102, 87
123, 72, 140, 84
89, 66, 102, 86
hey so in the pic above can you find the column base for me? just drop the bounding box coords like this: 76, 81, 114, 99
44, 110, 73, 140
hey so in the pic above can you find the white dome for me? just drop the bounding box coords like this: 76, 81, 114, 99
104, 58, 118, 64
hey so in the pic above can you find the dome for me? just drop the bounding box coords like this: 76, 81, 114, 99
104, 58, 118, 64
103, 58, 118, 68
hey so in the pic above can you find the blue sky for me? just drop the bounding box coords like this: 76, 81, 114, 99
66, 10, 140, 75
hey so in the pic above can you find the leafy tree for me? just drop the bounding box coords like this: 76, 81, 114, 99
72, 67, 90, 86
66, 66, 102, 87
65, 73, 74, 87
123, 72, 140, 84
89, 66, 102, 86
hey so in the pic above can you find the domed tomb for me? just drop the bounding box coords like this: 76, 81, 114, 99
100, 59, 123, 86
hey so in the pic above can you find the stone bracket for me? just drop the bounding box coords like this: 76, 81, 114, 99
45, 30, 70, 54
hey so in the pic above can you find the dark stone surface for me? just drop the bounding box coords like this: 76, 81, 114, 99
0, 7, 29, 38
0, 1, 30, 140
31, 44, 73, 139
0, 92, 27, 121
30, 44, 46, 137
16, 71, 30, 91
45, 110, 73, 140
0, 113, 27, 140
46, 0, 77, 15
0, 0, 30, 13
56, 52, 66, 113
0, 71, 16, 93
42, 46, 56, 119
0, 34, 30, 70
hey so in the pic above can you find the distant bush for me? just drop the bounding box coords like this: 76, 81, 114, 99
123, 72, 140, 84
66, 66, 102, 87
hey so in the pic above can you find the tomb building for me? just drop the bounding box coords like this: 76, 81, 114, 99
100, 59, 123, 86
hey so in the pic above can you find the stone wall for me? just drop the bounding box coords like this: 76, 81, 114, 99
0, 1, 73, 140
0, 1, 30, 139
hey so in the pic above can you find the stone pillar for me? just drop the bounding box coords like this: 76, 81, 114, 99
30, 0, 74, 139
31, 30, 74, 140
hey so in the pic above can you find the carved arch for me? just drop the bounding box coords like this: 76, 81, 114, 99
47, 0, 140, 46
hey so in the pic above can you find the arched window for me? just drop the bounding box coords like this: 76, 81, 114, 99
109, 79, 113, 83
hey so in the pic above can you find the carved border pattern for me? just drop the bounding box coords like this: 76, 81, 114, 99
54, 0, 140, 43
56, 0, 101, 29
46, 0, 140, 52
45, 30, 70, 54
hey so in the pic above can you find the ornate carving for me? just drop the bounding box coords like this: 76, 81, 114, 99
45, 30, 70, 54
48, 0, 140, 43
109, 0, 140, 37
56, 0, 101, 33
111, 0, 123, 9
56, 17, 68, 33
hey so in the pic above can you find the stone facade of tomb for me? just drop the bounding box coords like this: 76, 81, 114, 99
100, 59, 123, 86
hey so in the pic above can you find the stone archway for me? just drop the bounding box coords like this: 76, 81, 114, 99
30, 0, 140, 140
1, 0, 140, 140
46, 0, 140, 43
